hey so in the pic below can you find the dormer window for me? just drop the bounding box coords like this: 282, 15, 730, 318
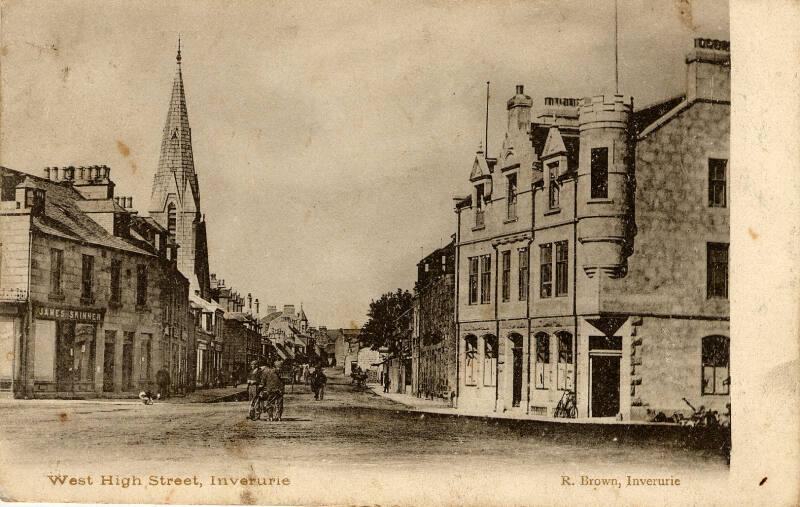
548, 162, 560, 208
506, 173, 517, 220
474, 184, 485, 229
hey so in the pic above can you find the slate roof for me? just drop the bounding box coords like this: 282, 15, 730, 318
1, 166, 154, 257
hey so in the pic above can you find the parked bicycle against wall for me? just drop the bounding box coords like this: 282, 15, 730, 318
554, 390, 577, 418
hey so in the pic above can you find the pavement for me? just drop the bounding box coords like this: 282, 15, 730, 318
368, 383, 687, 426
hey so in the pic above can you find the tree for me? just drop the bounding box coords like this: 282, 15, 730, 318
359, 288, 413, 356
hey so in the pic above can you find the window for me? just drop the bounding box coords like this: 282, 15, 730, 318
540, 244, 552, 298
483, 335, 497, 386
464, 335, 478, 386
110, 259, 122, 305
555, 241, 569, 296
81, 254, 94, 301
535, 333, 550, 389
702, 335, 730, 395
591, 147, 609, 199
50, 249, 63, 295
708, 158, 727, 207
507, 173, 517, 219
468, 257, 479, 304
556, 332, 574, 391
548, 163, 560, 208
707, 243, 728, 299
136, 265, 148, 307
475, 184, 485, 228
501, 251, 511, 302
480, 255, 491, 304
518, 248, 529, 301
167, 203, 177, 235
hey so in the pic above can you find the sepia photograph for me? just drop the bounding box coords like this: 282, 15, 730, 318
0, 0, 797, 505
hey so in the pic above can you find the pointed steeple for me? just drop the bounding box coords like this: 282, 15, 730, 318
150, 38, 200, 214
149, 40, 211, 299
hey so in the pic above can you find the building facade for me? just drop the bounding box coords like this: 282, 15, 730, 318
411, 239, 456, 401
453, 38, 730, 420
0, 165, 191, 398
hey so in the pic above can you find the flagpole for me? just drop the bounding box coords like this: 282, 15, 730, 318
485, 81, 490, 157
614, 0, 619, 95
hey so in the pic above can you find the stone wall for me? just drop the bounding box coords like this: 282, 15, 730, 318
599, 101, 730, 316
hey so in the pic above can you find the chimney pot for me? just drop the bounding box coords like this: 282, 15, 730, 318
516, 85, 524, 94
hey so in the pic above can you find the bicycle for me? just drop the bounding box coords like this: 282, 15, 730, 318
553, 390, 577, 418
249, 390, 284, 421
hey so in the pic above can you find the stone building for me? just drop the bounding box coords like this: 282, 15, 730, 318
452, 38, 730, 420
411, 238, 456, 401
0, 165, 191, 398
211, 276, 265, 383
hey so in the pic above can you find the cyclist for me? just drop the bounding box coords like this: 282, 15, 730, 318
249, 360, 285, 420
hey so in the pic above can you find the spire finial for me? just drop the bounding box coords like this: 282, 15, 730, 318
177, 35, 182, 64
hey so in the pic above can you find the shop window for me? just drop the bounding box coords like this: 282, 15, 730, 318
480, 255, 491, 304
556, 332, 574, 391
535, 333, 551, 389
708, 158, 727, 208
468, 257, 478, 305
591, 147, 609, 199
702, 335, 730, 395
50, 249, 63, 296
501, 250, 511, 302
483, 335, 497, 387
555, 241, 569, 296
464, 335, 478, 386
81, 255, 94, 302
518, 248, 529, 301
540, 244, 552, 298
707, 243, 728, 299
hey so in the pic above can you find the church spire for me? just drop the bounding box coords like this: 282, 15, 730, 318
150, 38, 199, 214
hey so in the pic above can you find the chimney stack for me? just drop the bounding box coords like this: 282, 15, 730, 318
686, 38, 730, 103
255, 299, 260, 315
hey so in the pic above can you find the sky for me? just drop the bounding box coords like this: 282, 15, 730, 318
0, 0, 728, 328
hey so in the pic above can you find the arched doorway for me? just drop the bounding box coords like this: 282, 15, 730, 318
508, 333, 524, 407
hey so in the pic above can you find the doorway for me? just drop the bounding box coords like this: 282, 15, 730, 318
122, 332, 134, 391
590, 355, 620, 417
103, 331, 116, 392
55, 322, 75, 392
510, 334, 523, 407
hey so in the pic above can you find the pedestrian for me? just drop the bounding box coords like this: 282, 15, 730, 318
311, 367, 327, 400
247, 360, 263, 402
383, 372, 391, 393
156, 367, 171, 400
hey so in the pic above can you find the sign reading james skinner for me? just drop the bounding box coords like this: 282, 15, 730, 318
35, 304, 104, 323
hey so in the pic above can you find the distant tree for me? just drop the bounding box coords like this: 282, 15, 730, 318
359, 288, 413, 356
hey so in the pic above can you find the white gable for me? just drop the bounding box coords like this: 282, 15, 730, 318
542, 127, 567, 159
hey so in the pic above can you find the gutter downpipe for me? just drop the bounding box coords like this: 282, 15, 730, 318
23, 222, 33, 399
573, 175, 579, 417
454, 207, 461, 409
493, 242, 499, 413
526, 183, 535, 414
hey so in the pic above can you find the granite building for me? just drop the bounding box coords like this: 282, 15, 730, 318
453, 38, 730, 420
0, 165, 191, 398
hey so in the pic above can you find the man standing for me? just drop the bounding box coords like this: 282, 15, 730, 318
383, 371, 391, 393
156, 367, 170, 400
247, 360, 263, 402
311, 367, 327, 401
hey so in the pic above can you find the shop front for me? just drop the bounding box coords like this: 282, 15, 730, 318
30, 303, 104, 397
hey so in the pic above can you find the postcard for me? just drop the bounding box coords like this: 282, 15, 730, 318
0, 1, 797, 505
